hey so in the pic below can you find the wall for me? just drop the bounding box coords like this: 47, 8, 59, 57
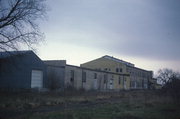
81, 56, 152, 90
127, 66, 153, 89
80, 57, 131, 89
0, 51, 47, 89
46, 65, 65, 90
44, 60, 66, 90
81, 57, 127, 74
65, 65, 130, 91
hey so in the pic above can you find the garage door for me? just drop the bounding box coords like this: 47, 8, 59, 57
31, 70, 43, 88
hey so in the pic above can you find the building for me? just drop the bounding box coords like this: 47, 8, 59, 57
65, 65, 130, 91
127, 66, 153, 89
149, 78, 162, 89
81, 55, 153, 89
44, 60, 66, 90
0, 50, 153, 91
80, 55, 130, 75
0, 51, 47, 89
45, 60, 130, 91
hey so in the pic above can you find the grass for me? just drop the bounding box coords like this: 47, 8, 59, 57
0, 90, 180, 119
23, 102, 180, 119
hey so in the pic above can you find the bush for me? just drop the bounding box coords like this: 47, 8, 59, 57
162, 76, 180, 103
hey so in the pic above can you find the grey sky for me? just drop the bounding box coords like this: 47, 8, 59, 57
39, 0, 180, 72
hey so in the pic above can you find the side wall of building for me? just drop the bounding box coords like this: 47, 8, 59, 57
81, 57, 127, 74
0, 52, 47, 89
81, 57, 152, 90
127, 66, 152, 89
65, 65, 130, 91
46, 65, 65, 90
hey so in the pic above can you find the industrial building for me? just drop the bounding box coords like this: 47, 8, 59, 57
45, 60, 130, 91
0, 50, 154, 91
0, 51, 47, 89
81, 55, 153, 89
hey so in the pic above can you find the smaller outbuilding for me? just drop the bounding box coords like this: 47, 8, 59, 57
0, 50, 47, 90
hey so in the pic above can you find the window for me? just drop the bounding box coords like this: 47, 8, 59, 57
70, 70, 74, 82
116, 68, 119, 72
94, 73, 97, 79
104, 74, 107, 83
119, 76, 121, 84
126, 68, 129, 72
82, 71, 86, 82
123, 76, 126, 84
120, 68, 123, 72
119, 79, 121, 84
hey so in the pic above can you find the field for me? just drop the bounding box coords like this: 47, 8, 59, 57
0, 90, 180, 119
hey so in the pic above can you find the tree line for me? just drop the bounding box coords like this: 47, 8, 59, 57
157, 68, 180, 103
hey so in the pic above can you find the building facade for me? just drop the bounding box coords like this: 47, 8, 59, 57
0, 50, 153, 91
81, 55, 153, 89
45, 60, 130, 91
65, 65, 130, 91
127, 66, 153, 89
0, 51, 47, 89
44, 60, 66, 90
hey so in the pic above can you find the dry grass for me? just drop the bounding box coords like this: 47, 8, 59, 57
0, 90, 179, 119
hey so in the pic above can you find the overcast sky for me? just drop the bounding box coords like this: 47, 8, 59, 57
38, 0, 180, 74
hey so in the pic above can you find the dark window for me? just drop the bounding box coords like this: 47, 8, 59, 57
104, 74, 107, 83
104, 68, 108, 71
94, 73, 97, 79
119, 79, 121, 84
120, 68, 123, 72
70, 70, 74, 82
119, 76, 121, 84
127, 68, 129, 72
82, 71, 86, 82
116, 68, 119, 72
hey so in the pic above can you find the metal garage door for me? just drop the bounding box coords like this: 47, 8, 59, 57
31, 70, 43, 88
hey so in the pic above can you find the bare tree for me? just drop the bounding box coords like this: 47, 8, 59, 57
157, 68, 175, 85
0, 0, 47, 51
157, 68, 180, 103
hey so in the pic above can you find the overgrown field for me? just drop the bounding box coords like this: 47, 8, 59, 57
0, 90, 180, 119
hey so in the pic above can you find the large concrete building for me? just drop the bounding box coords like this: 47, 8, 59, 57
0, 50, 154, 91
45, 60, 130, 91
81, 55, 153, 89
126, 66, 153, 89
45, 55, 153, 91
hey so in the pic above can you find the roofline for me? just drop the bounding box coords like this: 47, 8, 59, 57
80, 56, 103, 66
67, 64, 130, 76
46, 64, 65, 68
0, 50, 33, 59
127, 65, 153, 73
44, 60, 66, 62
102, 55, 135, 67
0, 50, 32, 53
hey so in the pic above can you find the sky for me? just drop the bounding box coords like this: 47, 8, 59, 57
38, 0, 180, 74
